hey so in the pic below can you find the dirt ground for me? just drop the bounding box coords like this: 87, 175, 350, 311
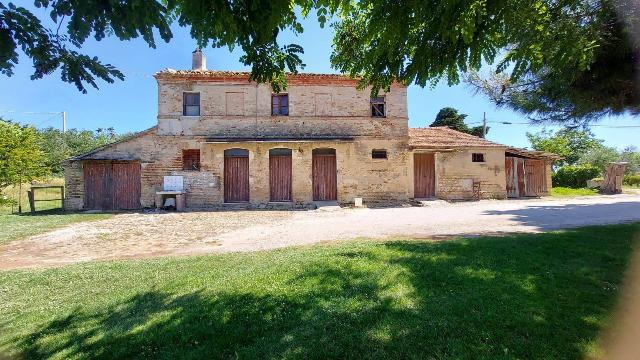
2, 194, 640, 270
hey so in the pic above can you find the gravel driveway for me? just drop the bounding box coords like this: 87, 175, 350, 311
2, 194, 640, 269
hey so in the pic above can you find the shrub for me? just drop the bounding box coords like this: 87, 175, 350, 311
552, 165, 600, 188
624, 174, 640, 187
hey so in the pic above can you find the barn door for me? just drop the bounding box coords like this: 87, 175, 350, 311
312, 148, 337, 201
414, 153, 435, 198
505, 157, 518, 198
224, 149, 250, 202
112, 163, 141, 209
269, 148, 292, 202
83, 161, 140, 210
524, 159, 546, 197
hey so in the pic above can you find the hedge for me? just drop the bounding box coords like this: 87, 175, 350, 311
624, 174, 640, 187
552, 165, 600, 188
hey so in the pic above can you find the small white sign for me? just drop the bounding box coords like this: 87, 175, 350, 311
164, 176, 184, 191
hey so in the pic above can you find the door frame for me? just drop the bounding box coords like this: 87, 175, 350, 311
224, 148, 250, 203
269, 148, 293, 202
413, 152, 436, 198
312, 148, 337, 201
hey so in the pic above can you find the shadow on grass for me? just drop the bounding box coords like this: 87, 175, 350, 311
10, 225, 638, 359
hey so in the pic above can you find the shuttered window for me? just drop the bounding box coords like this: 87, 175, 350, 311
183, 93, 200, 116
271, 94, 289, 116
182, 149, 201, 170
371, 96, 385, 117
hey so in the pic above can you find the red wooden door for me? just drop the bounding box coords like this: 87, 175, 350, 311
312, 151, 337, 201
414, 153, 435, 198
524, 159, 546, 196
270, 155, 292, 201
505, 157, 518, 198
83, 161, 140, 210
516, 158, 526, 197
224, 156, 250, 202
112, 163, 141, 209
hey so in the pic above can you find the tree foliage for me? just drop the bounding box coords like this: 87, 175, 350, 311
0, 120, 48, 190
429, 107, 487, 138
1, 0, 638, 124
527, 129, 604, 167
37, 126, 129, 175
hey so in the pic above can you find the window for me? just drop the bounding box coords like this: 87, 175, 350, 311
183, 93, 200, 116
372, 149, 388, 159
371, 96, 385, 117
472, 153, 485, 163
271, 94, 289, 116
182, 149, 200, 170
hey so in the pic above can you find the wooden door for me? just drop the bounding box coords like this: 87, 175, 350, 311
224, 155, 250, 202
414, 153, 435, 198
516, 158, 526, 197
505, 157, 518, 198
312, 150, 337, 201
270, 153, 292, 202
524, 159, 546, 197
112, 163, 141, 209
83, 161, 141, 210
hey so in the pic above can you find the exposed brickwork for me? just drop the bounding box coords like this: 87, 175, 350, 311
63, 70, 550, 211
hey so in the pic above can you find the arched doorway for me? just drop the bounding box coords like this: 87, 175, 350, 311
312, 148, 337, 201
224, 148, 250, 202
269, 148, 293, 202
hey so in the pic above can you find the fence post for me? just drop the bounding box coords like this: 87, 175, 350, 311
27, 190, 35, 214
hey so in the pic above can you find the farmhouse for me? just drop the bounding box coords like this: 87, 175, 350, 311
63, 50, 557, 211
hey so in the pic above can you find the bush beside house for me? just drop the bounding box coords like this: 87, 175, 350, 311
552, 165, 600, 188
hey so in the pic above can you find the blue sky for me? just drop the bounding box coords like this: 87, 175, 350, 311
0, 7, 638, 149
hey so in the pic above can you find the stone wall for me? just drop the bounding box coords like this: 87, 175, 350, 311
408, 148, 507, 200
156, 81, 408, 138
64, 128, 410, 210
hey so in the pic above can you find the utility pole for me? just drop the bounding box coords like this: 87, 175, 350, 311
62, 111, 67, 132
482, 112, 487, 138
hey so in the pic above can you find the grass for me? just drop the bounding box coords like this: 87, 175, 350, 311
1, 178, 65, 214
550, 186, 600, 197
0, 212, 113, 246
1, 223, 638, 359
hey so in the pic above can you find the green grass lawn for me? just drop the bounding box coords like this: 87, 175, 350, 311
0, 212, 113, 246
550, 187, 600, 197
1, 223, 637, 359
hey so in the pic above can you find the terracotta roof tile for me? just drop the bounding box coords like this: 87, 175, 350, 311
155, 69, 356, 80
409, 127, 506, 149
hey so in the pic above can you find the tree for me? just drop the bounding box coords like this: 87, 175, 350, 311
330, 0, 639, 124
0, 120, 48, 209
527, 129, 603, 167
37, 127, 130, 175
429, 107, 487, 137
2, 0, 639, 124
578, 146, 620, 175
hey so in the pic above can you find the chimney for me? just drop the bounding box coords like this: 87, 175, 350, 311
192, 48, 206, 71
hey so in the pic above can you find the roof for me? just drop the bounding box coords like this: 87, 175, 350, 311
409, 127, 507, 149
154, 69, 406, 87
66, 126, 157, 162
506, 147, 563, 160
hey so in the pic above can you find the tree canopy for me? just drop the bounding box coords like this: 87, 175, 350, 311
429, 107, 487, 138
0, 120, 48, 190
1, 0, 638, 123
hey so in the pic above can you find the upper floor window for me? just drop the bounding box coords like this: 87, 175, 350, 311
472, 153, 485, 163
272, 94, 289, 116
371, 96, 385, 117
182, 149, 201, 170
183, 92, 200, 116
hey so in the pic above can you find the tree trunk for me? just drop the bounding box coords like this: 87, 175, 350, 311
602, 162, 627, 194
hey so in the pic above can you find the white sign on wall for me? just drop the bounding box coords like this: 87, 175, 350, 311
163, 176, 184, 191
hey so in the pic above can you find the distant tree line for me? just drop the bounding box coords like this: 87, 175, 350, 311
0, 119, 130, 205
